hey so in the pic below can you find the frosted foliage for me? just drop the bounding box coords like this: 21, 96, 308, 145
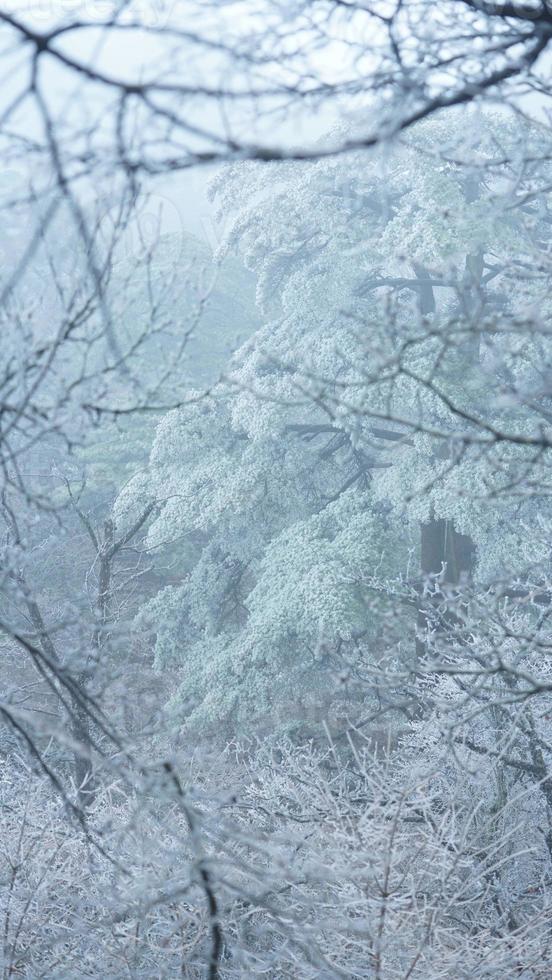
5, 735, 551, 979
0, 766, 228, 979
140, 490, 409, 730
246, 492, 398, 647
222, 734, 552, 978
143, 399, 330, 555
112, 470, 154, 532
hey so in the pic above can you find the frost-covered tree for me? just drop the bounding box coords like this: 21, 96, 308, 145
116, 114, 545, 732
